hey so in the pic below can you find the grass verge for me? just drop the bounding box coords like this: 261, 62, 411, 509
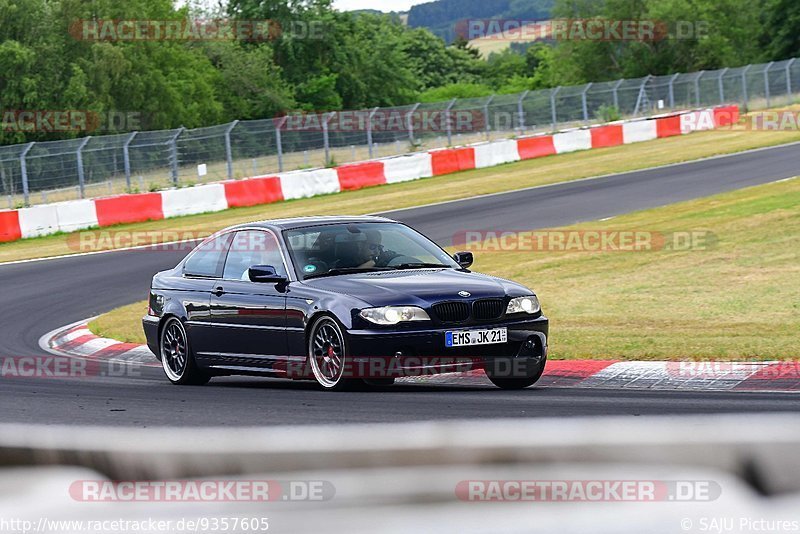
3, 124, 800, 264
89, 177, 800, 360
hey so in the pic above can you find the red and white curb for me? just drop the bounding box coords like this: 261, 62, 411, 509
40, 319, 159, 368
40, 319, 800, 391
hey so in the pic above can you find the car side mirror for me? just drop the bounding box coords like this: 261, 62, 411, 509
249, 265, 288, 284
453, 251, 474, 269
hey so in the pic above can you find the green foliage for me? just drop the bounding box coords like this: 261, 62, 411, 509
548, 0, 766, 83
0, 0, 796, 150
596, 104, 622, 123
418, 83, 494, 102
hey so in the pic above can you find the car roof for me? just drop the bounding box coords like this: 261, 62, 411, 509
227, 215, 398, 232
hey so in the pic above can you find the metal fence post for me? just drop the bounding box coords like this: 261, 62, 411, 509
274, 116, 288, 173
550, 86, 561, 131
764, 61, 774, 108
483, 95, 495, 139
444, 99, 456, 146
123, 132, 137, 190
224, 120, 239, 181
516, 90, 529, 132
406, 103, 420, 145
322, 112, 336, 166
612, 79, 624, 110
75, 137, 91, 199
668, 73, 679, 109
581, 83, 592, 124
168, 127, 184, 185
717, 68, 728, 103
19, 142, 34, 207
367, 107, 379, 158
633, 75, 651, 116
694, 71, 705, 107
786, 58, 796, 97
741, 64, 752, 109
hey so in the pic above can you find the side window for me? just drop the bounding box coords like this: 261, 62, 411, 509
183, 234, 233, 278
223, 230, 288, 281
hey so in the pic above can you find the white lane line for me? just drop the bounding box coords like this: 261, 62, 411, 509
376, 141, 800, 216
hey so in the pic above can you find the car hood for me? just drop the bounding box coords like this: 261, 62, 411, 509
303, 268, 531, 307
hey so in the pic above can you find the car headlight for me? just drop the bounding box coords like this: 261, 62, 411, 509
359, 306, 431, 325
506, 295, 540, 315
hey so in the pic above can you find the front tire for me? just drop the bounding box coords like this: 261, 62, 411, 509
160, 317, 210, 386
308, 316, 359, 391
485, 357, 546, 390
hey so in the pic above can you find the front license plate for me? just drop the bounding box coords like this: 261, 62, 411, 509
445, 328, 508, 347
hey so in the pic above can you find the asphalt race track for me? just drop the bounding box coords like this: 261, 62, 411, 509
2, 142, 800, 426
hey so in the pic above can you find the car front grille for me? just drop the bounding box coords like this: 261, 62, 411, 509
432, 302, 471, 323
473, 298, 505, 321
432, 299, 505, 323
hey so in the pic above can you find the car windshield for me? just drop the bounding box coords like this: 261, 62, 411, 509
284, 222, 460, 280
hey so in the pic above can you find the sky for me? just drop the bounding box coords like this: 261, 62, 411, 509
333, 0, 431, 12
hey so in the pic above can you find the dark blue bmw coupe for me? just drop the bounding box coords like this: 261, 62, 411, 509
143, 216, 549, 390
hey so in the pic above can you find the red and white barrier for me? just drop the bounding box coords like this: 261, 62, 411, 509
55, 200, 99, 233
656, 115, 682, 138
713, 105, 740, 127
430, 147, 476, 176
18, 205, 59, 238
474, 139, 520, 168
223, 176, 283, 208
622, 119, 658, 144
517, 135, 556, 160
382, 153, 433, 184
590, 124, 624, 149
0, 210, 21, 243
681, 109, 716, 133
161, 184, 228, 218
95, 193, 164, 227
279, 168, 340, 200
336, 161, 386, 191
0, 105, 739, 245
552, 129, 592, 153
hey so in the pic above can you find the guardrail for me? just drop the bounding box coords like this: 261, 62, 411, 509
0, 105, 739, 245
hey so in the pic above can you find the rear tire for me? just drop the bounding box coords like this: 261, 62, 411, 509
160, 317, 210, 386
308, 316, 360, 391
485, 357, 546, 390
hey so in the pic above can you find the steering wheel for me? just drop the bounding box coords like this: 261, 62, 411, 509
384, 255, 421, 267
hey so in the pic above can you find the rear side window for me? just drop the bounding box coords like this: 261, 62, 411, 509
223, 230, 288, 281
183, 234, 233, 278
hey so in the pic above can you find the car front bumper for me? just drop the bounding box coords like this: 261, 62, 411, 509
345, 315, 549, 377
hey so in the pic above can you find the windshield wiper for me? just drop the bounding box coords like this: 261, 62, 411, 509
391, 263, 451, 270
304, 267, 390, 279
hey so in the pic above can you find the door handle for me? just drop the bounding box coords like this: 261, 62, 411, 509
213, 286, 225, 297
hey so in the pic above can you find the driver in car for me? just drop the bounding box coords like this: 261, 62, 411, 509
356, 230, 385, 268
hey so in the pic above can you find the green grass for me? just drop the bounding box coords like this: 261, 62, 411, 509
89, 177, 800, 360
3, 124, 800, 264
